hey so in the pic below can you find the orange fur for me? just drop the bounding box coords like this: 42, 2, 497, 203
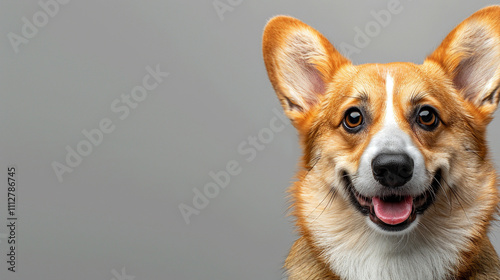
263, 6, 500, 280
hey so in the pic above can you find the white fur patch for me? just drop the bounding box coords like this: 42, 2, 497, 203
352, 73, 428, 200
384, 74, 397, 126
318, 225, 464, 280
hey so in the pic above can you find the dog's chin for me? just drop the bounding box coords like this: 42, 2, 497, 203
343, 170, 441, 233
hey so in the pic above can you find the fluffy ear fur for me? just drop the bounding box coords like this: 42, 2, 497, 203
426, 6, 500, 122
262, 16, 350, 126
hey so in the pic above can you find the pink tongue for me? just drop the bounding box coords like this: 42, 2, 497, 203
372, 196, 413, 225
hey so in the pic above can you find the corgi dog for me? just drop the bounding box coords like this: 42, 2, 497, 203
262, 6, 500, 280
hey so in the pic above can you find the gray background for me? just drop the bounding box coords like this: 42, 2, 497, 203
1, 1, 500, 279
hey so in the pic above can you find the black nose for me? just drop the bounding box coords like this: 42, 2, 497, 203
371, 153, 414, 188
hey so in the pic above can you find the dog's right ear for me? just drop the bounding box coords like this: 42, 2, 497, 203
426, 6, 500, 124
262, 16, 350, 128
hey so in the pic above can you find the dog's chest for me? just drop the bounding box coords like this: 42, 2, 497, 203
320, 231, 462, 280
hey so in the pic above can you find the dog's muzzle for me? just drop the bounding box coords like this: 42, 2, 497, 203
344, 149, 440, 233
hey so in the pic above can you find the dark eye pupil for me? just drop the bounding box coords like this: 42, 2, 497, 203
419, 110, 433, 123
348, 111, 361, 124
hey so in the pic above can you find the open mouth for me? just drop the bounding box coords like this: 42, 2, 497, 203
344, 170, 441, 232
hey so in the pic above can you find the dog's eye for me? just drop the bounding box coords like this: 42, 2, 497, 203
343, 108, 364, 132
417, 106, 439, 130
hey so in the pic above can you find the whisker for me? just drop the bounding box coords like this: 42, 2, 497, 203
442, 177, 471, 224
394, 231, 410, 251
304, 154, 341, 222
310, 186, 338, 223
307, 154, 321, 172
464, 146, 485, 161
403, 231, 411, 249
417, 222, 434, 246
431, 172, 453, 215
307, 170, 348, 221
285, 155, 322, 219
324, 187, 338, 211
340, 93, 368, 101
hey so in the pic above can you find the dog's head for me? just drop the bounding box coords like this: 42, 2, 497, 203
263, 6, 500, 237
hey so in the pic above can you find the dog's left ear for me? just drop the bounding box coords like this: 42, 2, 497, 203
426, 6, 500, 123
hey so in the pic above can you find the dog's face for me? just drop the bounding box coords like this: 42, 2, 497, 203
312, 63, 468, 234
263, 6, 500, 240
